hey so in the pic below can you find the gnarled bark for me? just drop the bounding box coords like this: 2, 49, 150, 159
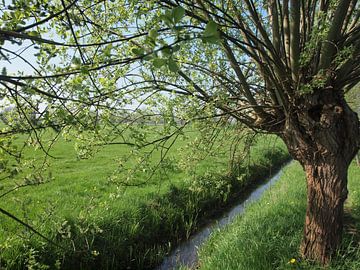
301, 160, 348, 264
281, 88, 360, 264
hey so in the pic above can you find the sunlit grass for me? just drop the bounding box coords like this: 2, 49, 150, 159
0, 128, 289, 269
196, 161, 360, 270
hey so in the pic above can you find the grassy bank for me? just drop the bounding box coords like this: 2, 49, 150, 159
0, 130, 289, 269
196, 161, 360, 270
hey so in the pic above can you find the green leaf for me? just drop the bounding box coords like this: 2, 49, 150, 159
201, 35, 220, 44
168, 58, 179, 73
131, 47, 145, 56
80, 66, 89, 75
165, 10, 172, 20
159, 10, 174, 27
71, 57, 81, 68
161, 47, 172, 55
149, 29, 158, 39
172, 6, 185, 24
159, 14, 172, 27
145, 36, 156, 48
143, 55, 153, 61
28, 30, 40, 37
203, 20, 218, 37
172, 45, 181, 53
202, 21, 220, 44
153, 58, 167, 68
103, 44, 112, 57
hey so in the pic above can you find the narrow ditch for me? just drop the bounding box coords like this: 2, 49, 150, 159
155, 160, 293, 270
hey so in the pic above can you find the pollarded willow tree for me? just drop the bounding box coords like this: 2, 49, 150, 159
1, 0, 360, 265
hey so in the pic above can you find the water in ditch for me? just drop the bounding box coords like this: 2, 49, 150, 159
156, 161, 292, 270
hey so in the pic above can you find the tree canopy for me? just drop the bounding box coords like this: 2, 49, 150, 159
1, 0, 359, 136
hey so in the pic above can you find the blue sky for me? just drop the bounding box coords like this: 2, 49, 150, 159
2, 40, 39, 75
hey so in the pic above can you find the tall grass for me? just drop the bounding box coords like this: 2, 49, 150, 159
0, 131, 289, 269
197, 161, 360, 270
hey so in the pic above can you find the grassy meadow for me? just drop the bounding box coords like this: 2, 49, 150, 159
195, 161, 360, 270
0, 126, 289, 269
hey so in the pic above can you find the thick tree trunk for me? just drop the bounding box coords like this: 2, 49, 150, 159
281, 88, 360, 265
301, 160, 348, 265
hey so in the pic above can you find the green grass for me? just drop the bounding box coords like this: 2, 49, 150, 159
196, 161, 360, 270
0, 128, 289, 269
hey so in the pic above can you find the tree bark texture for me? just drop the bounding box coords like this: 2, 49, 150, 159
281, 88, 360, 264
301, 160, 348, 264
